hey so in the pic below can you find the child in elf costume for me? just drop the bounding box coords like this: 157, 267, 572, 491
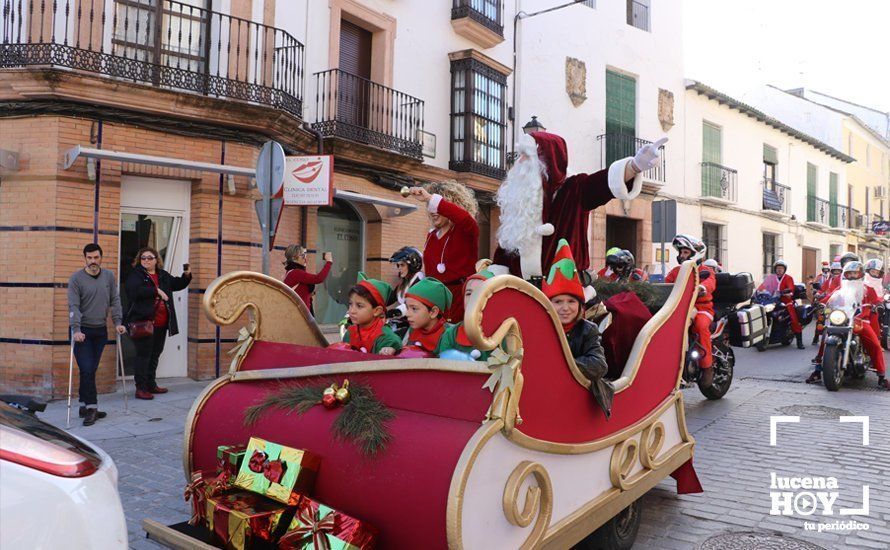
543, 239, 613, 418
437, 269, 495, 361
339, 273, 402, 355
402, 278, 453, 355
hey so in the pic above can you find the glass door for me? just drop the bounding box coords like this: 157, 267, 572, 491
118, 212, 182, 377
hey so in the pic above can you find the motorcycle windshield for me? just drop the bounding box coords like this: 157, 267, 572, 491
826, 286, 861, 315
758, 275, 780, 295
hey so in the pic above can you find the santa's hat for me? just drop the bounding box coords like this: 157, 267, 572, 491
406, 277, 453, 313
355, 272, 393, 308
542, 238, 585, 302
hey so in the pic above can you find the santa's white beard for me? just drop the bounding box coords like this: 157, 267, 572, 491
496, 152, 547, 253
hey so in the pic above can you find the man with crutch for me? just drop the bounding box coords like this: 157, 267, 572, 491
67, 243, 127, 426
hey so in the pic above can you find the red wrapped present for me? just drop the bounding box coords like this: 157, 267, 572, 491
278, 497, 377, 550
205, 488, 295, 550
234, 437, 320, 505
217, 444, 248, 476
184, 469, 232, 526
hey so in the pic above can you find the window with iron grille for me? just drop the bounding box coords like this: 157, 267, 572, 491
762, 233, 780, 276
582, 0, 597, 8
627, 0, 650, 31
449, 58, 507, 179
702, 222, 725, 265
113, 0, 208, 73
452, 0, 503, 35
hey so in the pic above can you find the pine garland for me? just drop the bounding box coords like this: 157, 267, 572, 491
243, 381, 394, 457
592, 279, 666, 314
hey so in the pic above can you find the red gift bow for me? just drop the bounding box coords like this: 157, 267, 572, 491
248, 450, 287, 485
287, 504, 338, 550
184, 472, 208, 526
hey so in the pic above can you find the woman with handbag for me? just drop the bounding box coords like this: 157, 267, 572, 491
124, 247, 192, 400
282, 244, 333, 316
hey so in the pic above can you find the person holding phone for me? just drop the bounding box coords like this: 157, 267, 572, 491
283, 244, 333, 316
123, 247, 192, 400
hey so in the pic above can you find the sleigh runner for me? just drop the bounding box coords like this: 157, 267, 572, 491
144, 261, 703, 549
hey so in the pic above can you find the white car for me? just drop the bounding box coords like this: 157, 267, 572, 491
0, 401, 128, 549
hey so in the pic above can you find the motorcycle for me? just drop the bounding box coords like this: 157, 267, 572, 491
752, 284, 814, 351
820, 286, 872, 391
878, 292, 890, 351
683, 310, 735, 400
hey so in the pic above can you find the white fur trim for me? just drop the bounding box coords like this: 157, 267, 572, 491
607, 158, 643, 200
488, 264, 510, 276
536, 223, 554, 236
584, 285, 597, 303
428, 193, 443, 213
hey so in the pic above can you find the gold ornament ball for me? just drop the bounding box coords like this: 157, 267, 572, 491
323, 385, 337, 397
335, 387, 350, 403
399, 186, 411, 198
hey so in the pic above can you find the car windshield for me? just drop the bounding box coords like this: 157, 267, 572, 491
0, 402, 102, 465
826, 285, 862, 314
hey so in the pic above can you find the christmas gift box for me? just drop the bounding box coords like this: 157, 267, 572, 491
234, 437, 320, 505
218, 443, 248, 476
205, 488, 295, 550
278, 497, 377, 550
184, 469, 234, 526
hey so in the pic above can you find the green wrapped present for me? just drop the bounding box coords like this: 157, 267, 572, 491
217, 444, 248, 476
234, 437, 320, 505
278, 496, 378, 550
205, 489, 294, 550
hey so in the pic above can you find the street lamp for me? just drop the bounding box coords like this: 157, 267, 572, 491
522, 115, 546, 134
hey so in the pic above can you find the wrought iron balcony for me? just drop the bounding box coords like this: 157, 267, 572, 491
807, 196, 830, 225
762, 179, 790, 214
850, 208, 863, 230
313, 69, 424, 160
700, 162, 737, 202
831, 203, 849, 229
1, 0, 304, 117
451, 0, 503, 36
596, 133, 665, 183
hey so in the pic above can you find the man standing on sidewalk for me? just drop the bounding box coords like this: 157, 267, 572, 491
68, 243, 127, 426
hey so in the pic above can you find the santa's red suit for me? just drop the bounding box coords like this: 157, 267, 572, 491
493, 132, 643, 276
758, 273, 802, 334
666, 264, 716, 369
596, 267, 647, 282
423, 194, 478, 323
816, 285, 885, 376
818, 275, 841, 303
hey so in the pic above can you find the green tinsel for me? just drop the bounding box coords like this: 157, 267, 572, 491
243, 381, 394, 457
592, 279, 667, 314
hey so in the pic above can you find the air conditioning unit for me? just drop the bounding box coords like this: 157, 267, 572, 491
874, 186, 887, 199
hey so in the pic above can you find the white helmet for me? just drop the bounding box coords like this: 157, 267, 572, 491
671, 234, 707, 264
703, 259, 721, 272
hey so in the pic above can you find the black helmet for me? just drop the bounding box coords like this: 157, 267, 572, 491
839, 252, 860, 268
389, 246, 422, 275
606, 249, 635, 275
671, 234, 706, 265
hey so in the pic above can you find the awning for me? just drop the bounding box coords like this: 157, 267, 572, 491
63, 145, 417, 217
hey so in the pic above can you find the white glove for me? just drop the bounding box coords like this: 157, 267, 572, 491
631, 137, 668, 173
535, 223, 555, 236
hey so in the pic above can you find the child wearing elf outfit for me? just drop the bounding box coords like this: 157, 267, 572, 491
403, 278, 453, 355
340, 273, 402, 355
437, 269, 495, 361
543, 239, 613, 418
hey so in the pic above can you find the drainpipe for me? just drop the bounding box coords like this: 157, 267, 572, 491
301, 122, 324, 247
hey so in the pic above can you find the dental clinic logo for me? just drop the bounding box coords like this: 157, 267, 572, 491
769, 415, 870, 533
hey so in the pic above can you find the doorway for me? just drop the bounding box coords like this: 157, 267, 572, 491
802, 247, 818, 299
119, 177, 190, 379
605, 216, 640, 260
338, 19, 372, 131
314, 199, 365, 325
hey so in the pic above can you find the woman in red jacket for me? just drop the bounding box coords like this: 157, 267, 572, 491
406, 181, 479, 323
283, 245, 333, 316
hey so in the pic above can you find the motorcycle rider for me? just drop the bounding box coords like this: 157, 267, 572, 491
813, 261, 844, 345
864, 259, 885, 294
814, 261, 831, 287
665, 234, 716, 387
387, 246, 425, 319
806, 261, 887, 389
598, 249, 647, 282
757, 259, 805, 349
703, 259, 723, 273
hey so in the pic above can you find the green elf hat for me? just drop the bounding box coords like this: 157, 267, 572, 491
465, 268, 496, 285
356, 272, 393, 308
542, 238, 584, 302
406, 277, 453, 313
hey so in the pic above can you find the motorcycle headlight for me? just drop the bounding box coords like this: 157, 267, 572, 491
828, 310, 847, 326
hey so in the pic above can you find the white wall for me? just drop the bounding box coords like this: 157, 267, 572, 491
740, 86, 845, 151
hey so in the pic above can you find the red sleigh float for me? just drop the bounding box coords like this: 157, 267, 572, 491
145, 262, 702, 549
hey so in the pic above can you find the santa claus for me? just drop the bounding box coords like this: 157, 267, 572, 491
492, 131, 667, 278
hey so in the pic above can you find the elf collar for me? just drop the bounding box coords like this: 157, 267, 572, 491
347, 316, 385, 353
409, 317, 447, 352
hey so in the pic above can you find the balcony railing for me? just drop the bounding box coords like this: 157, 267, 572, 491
762, 179, 790, 214
831, 203, 849, 229
1, 0, 304, 116
313, 69, 424, 160
700, 162, 737, 202
596, 133, 665, 183
850, 208, 863, 230
451, 0, 503, 36
807, 196, 830, 225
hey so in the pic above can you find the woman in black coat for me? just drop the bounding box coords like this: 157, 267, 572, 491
124, 247, 191, 399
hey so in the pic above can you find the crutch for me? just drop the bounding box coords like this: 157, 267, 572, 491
66, 329, 75, 428
116, 334, 129, 414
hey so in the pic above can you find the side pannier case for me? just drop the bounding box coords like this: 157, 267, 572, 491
729, 304, 768, 347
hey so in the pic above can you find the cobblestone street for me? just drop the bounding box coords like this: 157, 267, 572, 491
38, 326, 890, 549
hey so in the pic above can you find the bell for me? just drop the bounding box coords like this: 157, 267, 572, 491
323, 384, 337, 397
335, 380, 350, 403
400, 186, 411, 198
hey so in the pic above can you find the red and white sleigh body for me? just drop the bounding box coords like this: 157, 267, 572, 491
173, 262, 701, 549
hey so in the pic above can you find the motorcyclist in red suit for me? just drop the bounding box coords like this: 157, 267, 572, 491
757, 259, 805, 349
